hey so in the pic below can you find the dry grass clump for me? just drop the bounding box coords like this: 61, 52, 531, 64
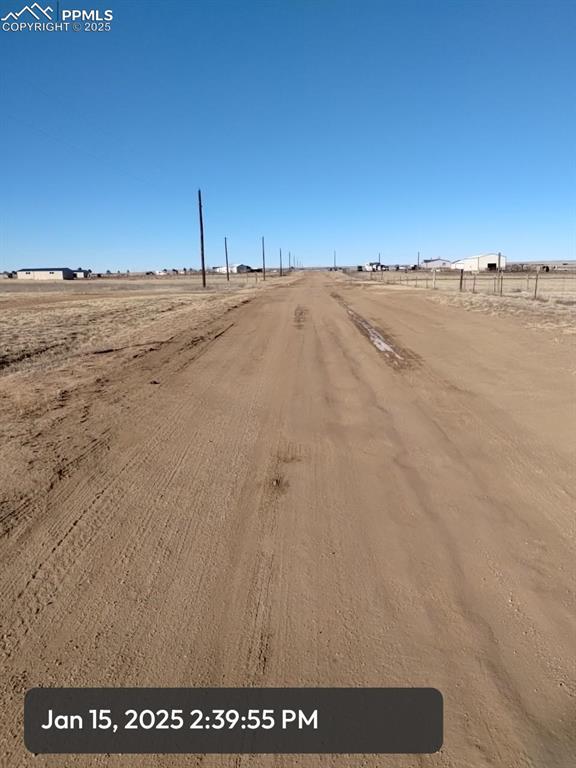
427, 290, 576, 334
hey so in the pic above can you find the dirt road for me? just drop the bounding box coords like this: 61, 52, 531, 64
1, 273, 575, 767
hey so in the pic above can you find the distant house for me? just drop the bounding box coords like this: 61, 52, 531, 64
420, 259, 451, 270
16, 267, 76, 281
451, 253, 506, 272
213, 264, 253, 274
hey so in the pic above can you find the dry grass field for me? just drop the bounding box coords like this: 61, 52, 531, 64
427, 290, 576, 334
0, 275, 264, 373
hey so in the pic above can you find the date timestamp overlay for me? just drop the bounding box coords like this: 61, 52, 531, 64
25, 688, 443, 754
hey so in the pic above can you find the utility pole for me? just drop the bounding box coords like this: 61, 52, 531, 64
280, 247, 283, 277
262, 236, 266, 280
417, 251, 420, 270
288, 251, 291, 270
378, 252, 381, 266
198, 189, 206, 289
224, 236, 229, 282
333, 250, 337, 270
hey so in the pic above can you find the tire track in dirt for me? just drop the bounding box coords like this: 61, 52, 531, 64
330, 291, 421, 369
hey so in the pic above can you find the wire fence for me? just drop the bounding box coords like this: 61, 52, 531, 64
345, 269, 576, 301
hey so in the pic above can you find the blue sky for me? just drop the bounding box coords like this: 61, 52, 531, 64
1, 0, 575, 271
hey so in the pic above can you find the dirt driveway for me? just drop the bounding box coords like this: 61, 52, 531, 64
1, 273, 574, 767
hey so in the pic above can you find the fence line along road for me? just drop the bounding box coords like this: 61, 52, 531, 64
345, 269, 576, 301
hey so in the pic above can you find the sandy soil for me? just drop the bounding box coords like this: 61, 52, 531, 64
0, 273, 574, 767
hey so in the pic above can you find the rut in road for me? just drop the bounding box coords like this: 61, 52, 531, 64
0, 273, 575, 768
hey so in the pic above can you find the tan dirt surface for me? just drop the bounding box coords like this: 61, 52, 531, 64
1, 272, 575, 767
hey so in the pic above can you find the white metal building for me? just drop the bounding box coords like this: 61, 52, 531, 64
451, 253, 506, 272
17, 267, 76, 280
213, 264, 252, 274
421, 259, 452, 270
